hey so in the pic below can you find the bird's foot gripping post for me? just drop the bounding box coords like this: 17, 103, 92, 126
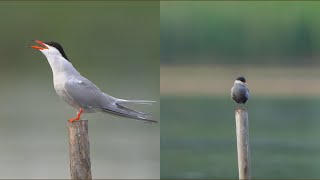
69, 108, 84, 123
68, 120, 92, 179
235, 109, 251, 180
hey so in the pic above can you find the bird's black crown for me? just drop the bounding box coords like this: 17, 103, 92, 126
45, 41, 69, 61
236, 76, 246, 83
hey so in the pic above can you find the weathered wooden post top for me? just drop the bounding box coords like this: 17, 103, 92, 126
68, 120, 92, 180
235, 109, 251, 180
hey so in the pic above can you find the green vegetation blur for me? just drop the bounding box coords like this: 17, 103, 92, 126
0, 1, 159, 178
161, 1, 320, 65
161, 1, 320, 179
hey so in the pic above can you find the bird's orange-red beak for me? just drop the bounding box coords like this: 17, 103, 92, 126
31, 40, 48, 50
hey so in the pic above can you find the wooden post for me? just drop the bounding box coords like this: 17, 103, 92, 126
235, 109, 251, 180
68, 120, 92, 180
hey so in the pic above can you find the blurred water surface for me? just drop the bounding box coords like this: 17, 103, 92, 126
161, 96, 320, 179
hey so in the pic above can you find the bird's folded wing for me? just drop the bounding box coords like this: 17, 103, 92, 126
101, 102, 157, 123
64, 77, 107, 108
245, 87, 250, 99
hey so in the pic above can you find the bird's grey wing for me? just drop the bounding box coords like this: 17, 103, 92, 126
101, 102, 157, 123
231, 86, 237, 100
245, 86, 250, 99
64, 77, 112, 109
65, 77, 157, 123
231, 86, 234, 97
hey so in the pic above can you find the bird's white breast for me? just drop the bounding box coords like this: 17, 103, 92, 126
53, 74, 78, 108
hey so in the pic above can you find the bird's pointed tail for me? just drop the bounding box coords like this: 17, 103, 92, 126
100, 101, 158, 123
116, 98, 156, 105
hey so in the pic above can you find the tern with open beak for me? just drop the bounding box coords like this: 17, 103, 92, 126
31, 40, 157, 123
231, 76, 249, 107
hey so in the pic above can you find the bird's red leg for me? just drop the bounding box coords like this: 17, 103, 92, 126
68, 108, 84, 123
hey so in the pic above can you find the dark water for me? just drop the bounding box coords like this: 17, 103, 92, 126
161, 96, 320, 179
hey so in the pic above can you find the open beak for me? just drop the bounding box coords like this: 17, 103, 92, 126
30, 40, 48, 50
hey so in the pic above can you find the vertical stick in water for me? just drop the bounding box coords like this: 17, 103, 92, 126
235, 109, 251, 179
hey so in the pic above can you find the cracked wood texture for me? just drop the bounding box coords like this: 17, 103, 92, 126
235, 109, 251, 180
68, 120, 92, 180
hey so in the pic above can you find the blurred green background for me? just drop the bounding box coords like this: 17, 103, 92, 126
0, 1, 159, 179
161, 1, 320, 65
161, 1, 320, 179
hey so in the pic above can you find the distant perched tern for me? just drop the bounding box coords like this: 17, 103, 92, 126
231, 77, 249, 106
31, 40, 157, 123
